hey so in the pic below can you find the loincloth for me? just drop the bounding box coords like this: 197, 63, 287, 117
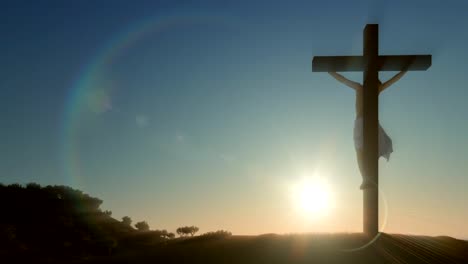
353, 117, 393, 161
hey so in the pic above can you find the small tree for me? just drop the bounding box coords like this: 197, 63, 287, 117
176, 227, 185, 237
152, 229, 175, 239
177, 226, 199, 237
162, 230, 175, 239
189, 226, 199, 236
103, 210, 112, 216
135, 221, 150, 231
122, 216, 132, 226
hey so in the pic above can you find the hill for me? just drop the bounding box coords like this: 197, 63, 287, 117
85, 233, 468, 264
0, 183, 169, 262
1, 183, 467, 263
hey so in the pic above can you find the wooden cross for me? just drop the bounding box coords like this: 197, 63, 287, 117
311, 24, 431, 236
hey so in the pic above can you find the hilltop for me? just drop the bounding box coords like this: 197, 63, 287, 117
1, 183, 467, 263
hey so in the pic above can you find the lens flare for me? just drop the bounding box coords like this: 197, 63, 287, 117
60, 13, 240, 188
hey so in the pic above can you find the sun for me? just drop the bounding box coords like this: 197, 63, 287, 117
291, 177, 333, 217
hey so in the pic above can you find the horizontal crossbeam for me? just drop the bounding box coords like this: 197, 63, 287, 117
312, 55, 431, 72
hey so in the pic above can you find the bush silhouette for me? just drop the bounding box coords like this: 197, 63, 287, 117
177, 226, 199, 237
122, 216, 132, 226
135, 221, 150, 231
200, 230, 232, 239
0, 182, 167, 257
0, 183, 118, 256
153, 229, 175, 239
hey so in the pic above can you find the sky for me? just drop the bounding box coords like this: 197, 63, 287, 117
1, 0, 468, 239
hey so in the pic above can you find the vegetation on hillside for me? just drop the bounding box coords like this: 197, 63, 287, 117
0, 182, 224, 261
1, 182, 467, 264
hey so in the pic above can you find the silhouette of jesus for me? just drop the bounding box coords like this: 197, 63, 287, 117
328, 71, 407, 189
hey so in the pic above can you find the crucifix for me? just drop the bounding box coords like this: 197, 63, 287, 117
312, 24, 431, 236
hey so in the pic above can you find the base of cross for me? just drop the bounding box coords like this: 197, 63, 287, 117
363, 187, 379, 236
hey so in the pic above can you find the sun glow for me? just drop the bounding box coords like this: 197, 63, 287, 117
291, 176, 333, 217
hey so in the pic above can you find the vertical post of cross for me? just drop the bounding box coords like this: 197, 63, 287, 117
362, 24, 379, 237
311, 23, 431, 237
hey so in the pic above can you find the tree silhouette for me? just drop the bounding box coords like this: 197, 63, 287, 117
135, 221, 150, 231
154, 229, 175, 239
166, 232, 175, 239
0, 182, 181, 259
190, 226, 199, 236
122, 216, 132, 226
0, 183, 126, 256
176, 227, 185, 236
176, 226, 199, 237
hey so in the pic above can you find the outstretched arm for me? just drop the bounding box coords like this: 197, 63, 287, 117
328, 72, 362, 91
380, 70, 408, 92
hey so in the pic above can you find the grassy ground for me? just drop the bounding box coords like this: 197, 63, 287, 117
83, 233, 468, 264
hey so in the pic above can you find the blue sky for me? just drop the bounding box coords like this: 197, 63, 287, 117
1, 0, 468, 238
